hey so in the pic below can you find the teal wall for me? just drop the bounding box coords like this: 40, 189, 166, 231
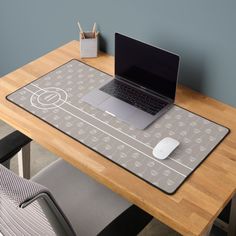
0, 1, 235, 106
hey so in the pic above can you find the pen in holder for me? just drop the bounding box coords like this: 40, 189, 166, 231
78, 21, 99, 58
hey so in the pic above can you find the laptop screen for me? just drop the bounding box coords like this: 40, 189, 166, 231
115, 33, 180, 100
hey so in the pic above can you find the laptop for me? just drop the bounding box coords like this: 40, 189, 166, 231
81, 33, 180, 129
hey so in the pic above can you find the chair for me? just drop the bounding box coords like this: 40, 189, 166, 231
0, 131, 152, 236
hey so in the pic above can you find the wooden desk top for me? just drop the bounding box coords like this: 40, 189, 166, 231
1, 40, 236, 236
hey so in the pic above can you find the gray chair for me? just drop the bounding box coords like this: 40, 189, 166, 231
0, 131, 152, 236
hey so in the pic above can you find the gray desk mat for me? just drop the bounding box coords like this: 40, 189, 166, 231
7, 59, 229, 194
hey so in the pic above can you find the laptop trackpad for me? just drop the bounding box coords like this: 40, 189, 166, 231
98, 97, 136, 119
81, 89, 110, 106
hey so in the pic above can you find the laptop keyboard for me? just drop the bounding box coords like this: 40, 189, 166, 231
100, 80, 168, 115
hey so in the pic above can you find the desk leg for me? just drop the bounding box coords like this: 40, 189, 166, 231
18, 143, 31, 179
228, 194, 236, 236
2, 159, 10, 169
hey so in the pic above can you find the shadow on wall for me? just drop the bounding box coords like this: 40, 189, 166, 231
98, 31, 207, 94
99, 34, 108, 52
150, 34, 207, 93
99, 31, 206, 93
179, 53, 206, 93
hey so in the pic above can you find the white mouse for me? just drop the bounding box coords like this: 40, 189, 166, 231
153, 137, 180, 160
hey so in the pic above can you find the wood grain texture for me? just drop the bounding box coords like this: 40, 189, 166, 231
1, 40, 236, 236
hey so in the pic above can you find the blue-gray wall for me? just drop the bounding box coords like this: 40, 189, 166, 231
0, 1, 235, 106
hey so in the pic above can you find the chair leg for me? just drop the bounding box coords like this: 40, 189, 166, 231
18, 143, 31, 179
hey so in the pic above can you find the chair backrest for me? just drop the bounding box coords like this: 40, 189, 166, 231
0, 164, 75, 236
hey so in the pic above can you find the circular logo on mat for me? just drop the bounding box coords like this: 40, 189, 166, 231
30, 87, 68, 109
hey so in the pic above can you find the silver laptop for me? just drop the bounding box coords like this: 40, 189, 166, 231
82, 33, 180, 129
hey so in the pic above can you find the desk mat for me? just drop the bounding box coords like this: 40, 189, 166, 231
7, 59, 229, 194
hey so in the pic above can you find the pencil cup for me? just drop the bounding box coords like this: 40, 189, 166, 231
80, 32, 98, 58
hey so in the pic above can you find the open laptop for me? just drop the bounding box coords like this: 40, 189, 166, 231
81, 33, 180, 129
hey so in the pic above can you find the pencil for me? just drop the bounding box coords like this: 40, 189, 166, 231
92, 23, 96, 32
77, 21, 85, 39
92, 23, 96, 38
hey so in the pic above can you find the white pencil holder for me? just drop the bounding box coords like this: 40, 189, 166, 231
80, 32, 98, 58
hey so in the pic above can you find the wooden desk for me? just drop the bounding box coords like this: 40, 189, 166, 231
1, 41, 236, 236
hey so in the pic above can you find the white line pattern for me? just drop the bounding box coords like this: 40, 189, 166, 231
30, 83, 193, 171
24, 86, 187, 177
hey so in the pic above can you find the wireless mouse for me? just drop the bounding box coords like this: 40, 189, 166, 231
153, 137, 180, 160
